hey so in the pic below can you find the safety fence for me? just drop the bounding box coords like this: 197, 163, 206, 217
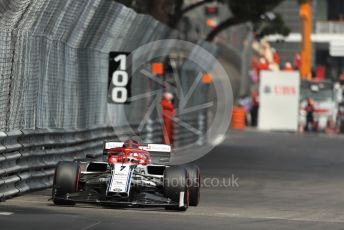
0, 0, 172, 131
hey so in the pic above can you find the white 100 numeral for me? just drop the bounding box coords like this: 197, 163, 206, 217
112, 88, 127, 103
112, 55, 128, 103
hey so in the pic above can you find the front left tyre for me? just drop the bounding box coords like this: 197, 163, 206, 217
52, 161, 80, 205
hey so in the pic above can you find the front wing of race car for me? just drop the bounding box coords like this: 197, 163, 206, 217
53, 190, 186, 209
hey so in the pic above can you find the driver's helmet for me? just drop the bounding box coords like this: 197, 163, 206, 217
123, 139, 139, 148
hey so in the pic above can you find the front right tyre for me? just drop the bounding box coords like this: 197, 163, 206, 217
163, 166, 189, 211
186, 165, 200, 206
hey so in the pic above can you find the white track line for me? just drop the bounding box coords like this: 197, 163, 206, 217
0, 212, 13, 216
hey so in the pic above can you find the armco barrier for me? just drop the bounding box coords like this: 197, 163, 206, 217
174, 112, 207, 148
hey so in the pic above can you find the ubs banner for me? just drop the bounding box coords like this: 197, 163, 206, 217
258, 71, 300, 131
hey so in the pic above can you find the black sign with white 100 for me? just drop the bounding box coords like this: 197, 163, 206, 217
108, 52, 131, 104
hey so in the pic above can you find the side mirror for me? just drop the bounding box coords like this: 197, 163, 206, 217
103, 150, 108, 156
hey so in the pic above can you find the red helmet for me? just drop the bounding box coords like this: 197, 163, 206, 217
123, 139, 139, 148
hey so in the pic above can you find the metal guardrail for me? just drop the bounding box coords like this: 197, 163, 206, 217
174, 112, 207, 148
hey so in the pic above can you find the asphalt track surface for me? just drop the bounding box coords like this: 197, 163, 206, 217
1, 131, 344, 230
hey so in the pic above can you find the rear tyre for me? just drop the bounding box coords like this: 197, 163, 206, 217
52, 161, 80, 205
163, 166, 189, 211
186, 165, 200, 206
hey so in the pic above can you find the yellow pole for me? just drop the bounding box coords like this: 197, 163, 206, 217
299, 0, 312, 80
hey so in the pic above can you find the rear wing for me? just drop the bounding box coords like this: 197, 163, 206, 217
103, 141, 171, 164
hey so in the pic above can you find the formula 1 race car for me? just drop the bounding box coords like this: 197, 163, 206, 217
51, 140, 200, 211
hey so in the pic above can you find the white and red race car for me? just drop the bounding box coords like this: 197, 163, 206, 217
52, 140, 200, 211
